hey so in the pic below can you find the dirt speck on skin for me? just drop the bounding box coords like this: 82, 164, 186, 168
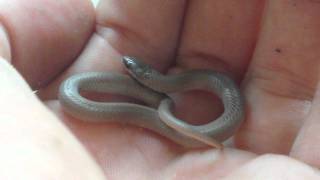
275, 48, 282, 53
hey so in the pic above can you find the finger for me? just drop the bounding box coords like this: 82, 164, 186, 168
39, 0, 187, 99
173, 1, 263, 125
0, 59, 105, 179
95, 0, 186, 69
223, 155, 320, 179
0, 0, 95, 89
236, 0, 320, 153
161, 149, 256, 179
290, 82, 320, 167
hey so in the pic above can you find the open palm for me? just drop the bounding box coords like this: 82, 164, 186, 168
1, 0, 320, 179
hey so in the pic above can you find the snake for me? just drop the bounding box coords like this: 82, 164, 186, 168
58, 56, 245, 149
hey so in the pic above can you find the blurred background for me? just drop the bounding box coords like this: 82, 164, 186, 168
91, 0, 100, 7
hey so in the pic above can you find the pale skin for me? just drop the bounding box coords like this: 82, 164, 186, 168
1, 0, 320, 179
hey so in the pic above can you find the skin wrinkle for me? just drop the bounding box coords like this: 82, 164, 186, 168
177, 0, 264, 75
161, 149, 255, 179
95, 0, 186, 71
95, 24, 171, 73
301, 0, 320, 4
248, 67, 316, 101
177, 51, 237, 81
122, 126, 154, 170
238, 84, 308, 150
94, 27, 169, 73
95, 24, 151, 56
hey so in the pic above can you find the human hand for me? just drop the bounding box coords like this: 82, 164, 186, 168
1, 0, 320, 179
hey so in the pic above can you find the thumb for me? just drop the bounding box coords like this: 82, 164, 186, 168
0, 58, 105, 179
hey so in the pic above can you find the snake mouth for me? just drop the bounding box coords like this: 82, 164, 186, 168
122, 56, 136, 69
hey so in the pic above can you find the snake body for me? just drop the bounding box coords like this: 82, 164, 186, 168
58, 56, 244, 148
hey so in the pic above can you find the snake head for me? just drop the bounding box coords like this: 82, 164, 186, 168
122, 56, 153, 80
